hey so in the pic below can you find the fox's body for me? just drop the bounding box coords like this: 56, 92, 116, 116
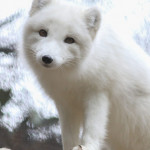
21, 0, 150, 150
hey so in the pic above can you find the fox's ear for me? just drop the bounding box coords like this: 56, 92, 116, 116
30, 0, 52, 16
84, 7, 101, 39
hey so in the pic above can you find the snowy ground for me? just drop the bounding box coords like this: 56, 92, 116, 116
0, 50, 60, 137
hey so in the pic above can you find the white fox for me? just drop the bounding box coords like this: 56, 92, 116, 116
21, 0, 150, 150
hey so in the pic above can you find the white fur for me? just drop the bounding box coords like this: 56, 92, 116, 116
20, 0, 150, 150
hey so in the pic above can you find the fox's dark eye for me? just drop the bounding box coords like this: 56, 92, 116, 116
64, 37, 75, 44
39, 29, 47, 37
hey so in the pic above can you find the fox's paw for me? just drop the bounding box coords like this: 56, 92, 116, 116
72, 145, 87, 150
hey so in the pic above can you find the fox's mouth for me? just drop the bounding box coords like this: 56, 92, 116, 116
41, 61, 57, 68
42, 63, 51, 68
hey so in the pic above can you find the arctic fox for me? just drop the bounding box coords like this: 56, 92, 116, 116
21, 0, 150, 150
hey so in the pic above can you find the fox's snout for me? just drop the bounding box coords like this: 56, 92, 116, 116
42, 55, 53, 64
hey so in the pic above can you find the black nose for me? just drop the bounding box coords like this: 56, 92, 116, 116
42, 55, 53, 64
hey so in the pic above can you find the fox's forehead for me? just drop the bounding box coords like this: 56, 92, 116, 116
26, 0, 100, 40
40, 4, 83, 22
29, 5, 85, 33
30, 16, 83, 33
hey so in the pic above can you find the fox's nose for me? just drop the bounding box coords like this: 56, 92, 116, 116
42, 55, 53, 64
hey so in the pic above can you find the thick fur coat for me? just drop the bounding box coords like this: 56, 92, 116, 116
20, 0, 150, 150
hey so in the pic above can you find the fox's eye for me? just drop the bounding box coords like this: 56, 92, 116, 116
64, 37, 75, 44
39, 29, 47, 37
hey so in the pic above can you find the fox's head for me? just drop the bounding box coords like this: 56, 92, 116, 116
23, 0, 101, 70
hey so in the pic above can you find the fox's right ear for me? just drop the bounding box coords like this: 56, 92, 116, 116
30, 0, 52, 16
84, 7, 101, 39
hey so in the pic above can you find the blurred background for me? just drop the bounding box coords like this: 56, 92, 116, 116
0, 0, 150, 150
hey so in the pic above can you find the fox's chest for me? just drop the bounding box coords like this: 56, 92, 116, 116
48, 79, 88, 101
38, 70, 101, 102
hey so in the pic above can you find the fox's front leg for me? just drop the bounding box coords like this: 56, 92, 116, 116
56, 103, 82, 150
73, 93, 109, 150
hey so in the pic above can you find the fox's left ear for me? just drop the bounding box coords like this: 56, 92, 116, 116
30, 0, 52, 16
84, 7, 101, 39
